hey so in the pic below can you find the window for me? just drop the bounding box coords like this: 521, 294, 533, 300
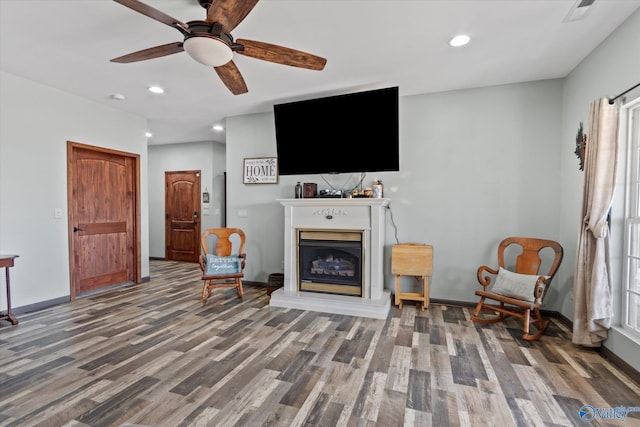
622, 96, 640, 337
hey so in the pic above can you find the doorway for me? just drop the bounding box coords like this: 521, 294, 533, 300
165, 170, 201, 262
67, 142, 141, 299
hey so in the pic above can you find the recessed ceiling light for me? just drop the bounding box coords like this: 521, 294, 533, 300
449, 34, 470, 47
111, 93, 125, 100
212, 124, 224, 132
148, 86, 164, 94
145, 132, 152, 138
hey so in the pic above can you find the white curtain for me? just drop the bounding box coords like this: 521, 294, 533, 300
572, 98, 620, 346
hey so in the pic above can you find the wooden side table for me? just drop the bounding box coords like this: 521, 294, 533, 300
0, 254, 19, 325
392, 243, 433, 311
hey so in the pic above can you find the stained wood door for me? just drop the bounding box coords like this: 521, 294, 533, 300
165, 170, 201, 262
67, 142, 140, 299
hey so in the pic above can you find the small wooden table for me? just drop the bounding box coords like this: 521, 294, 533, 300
392, 243, 433, 311
0, 254, 19, 325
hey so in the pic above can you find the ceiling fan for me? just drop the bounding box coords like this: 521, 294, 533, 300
110, 0, 327, 95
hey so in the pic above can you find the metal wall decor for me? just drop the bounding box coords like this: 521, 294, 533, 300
575, 122, 587, 171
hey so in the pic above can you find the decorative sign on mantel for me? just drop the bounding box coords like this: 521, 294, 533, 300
243, 157, 278, 184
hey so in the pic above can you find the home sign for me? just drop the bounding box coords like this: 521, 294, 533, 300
243, 157, 278, 184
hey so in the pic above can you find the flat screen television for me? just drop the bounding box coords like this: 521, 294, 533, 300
274, 86, 399, 175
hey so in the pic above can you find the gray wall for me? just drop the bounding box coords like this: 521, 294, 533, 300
0, 71, 150, 308
148, 141, 226, 258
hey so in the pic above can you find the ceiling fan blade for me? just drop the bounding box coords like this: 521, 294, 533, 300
205, 0, 260, 33
235, 39, 326, 71
113, 0, 189, 32
110, 42, 184, 63
215, 61, 248, 95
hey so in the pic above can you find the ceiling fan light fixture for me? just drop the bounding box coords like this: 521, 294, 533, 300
184, 35, 233, 67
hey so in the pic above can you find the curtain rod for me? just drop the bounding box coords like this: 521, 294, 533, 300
608, 82, 640, 104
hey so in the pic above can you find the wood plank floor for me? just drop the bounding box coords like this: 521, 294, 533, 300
1, 260, 639, 427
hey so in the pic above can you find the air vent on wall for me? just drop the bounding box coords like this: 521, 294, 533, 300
563, 0, 596, 22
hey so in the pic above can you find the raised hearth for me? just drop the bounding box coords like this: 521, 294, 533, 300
270, 198, 391, 319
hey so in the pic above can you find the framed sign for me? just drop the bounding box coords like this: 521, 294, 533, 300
243, 157, 278, 184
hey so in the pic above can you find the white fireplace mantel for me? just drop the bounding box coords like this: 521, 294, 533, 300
269, 198, 391, 319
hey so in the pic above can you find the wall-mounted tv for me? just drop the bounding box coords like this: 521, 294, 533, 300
274, 86, 399, 175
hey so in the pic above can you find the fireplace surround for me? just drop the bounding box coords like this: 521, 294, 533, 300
270, 198, 391, 319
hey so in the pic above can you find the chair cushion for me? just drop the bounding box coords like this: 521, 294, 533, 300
205, 255, 242, 275
491, 267, 547, 302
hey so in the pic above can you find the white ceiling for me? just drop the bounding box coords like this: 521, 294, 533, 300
1, 0, 639, 145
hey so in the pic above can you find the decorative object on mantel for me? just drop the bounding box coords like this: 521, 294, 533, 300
372, 180, 384, 198
319, 172, 367, 198
303, 183, 317, 198
243, 157, 278, 184
575, 122, 587, 171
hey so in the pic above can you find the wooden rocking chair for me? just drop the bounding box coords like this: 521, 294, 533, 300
198, 228, 246, 303
470, 237, 563, 340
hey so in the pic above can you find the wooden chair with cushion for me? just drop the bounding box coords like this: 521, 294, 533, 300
470, 237, 563, 340
198, 228, 246, 303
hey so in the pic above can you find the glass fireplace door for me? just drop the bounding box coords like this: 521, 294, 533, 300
297, 230, 364, 296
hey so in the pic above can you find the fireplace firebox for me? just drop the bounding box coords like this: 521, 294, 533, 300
297, 230, 363, 296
